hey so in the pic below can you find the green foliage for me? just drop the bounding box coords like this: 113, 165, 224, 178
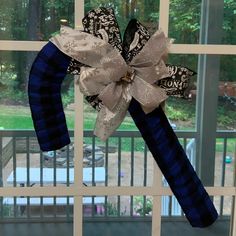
83, 135, 145, 153
215, 138, 236, 153
104, 202, 126, 216
166, 97, 195, 122
134, 196, 153, 216
104, 202, 119, 216
0, 0, 235, 135
220, 56, 236, 82
169, 0, 201, 43
0, 90, 27, 105
169, 0, 236, 45
217, 104, 236, 128
2, 204, 12, 217
0, 104, 235, 153
62, 85, 74, 107
0, 0, 235, 103
85, 0, 160, 35
223, 0, 236, 33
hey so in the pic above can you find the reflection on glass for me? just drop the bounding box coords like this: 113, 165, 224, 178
0, 0, 74, 40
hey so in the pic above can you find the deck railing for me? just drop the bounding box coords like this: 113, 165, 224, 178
0, 130, 235, 222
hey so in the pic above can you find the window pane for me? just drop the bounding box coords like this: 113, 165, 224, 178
214, 138, 235, 187
1, 134, 74, 188
166, 54, 198, 131
161, 197, 231, 236
0, 0, 74, 41
1, 196, 73, 236
222, 1, 236, 45
215, 55, 236, 189
83, 132, 154, 187
169, 0, 201, 44
217, 55, 236, 131
0, 51, 74, 130
83, 195, 152, 236
169, 0, 236, 45
1, 196, 73, 219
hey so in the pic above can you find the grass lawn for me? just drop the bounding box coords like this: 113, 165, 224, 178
0, 105, 138, 131
0, 105, 34, 129
0, 104, 235, 152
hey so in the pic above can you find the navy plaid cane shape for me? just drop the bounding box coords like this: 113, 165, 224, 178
28, 42, 71, 151
128, 100, 218, 227
28, 40, 218, 228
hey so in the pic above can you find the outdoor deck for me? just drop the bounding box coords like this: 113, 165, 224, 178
0, 130, 235, 235
0, 218, 230, 236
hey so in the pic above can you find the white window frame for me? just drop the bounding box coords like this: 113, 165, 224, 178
0, 0, 236, 235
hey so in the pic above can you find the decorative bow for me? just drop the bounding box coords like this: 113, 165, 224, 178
50, 26, 171, 140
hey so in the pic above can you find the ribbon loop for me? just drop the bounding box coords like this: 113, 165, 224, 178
50, 26, 171, 140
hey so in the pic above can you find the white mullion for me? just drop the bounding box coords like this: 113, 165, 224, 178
0, 186, 235, 197
75, 0, 84, 29
0, 186, 75, 197
170, 44, 236, 55
151, 162, 162, 236
231, 196, 236, 236
155, 1, 169, 234
159, 0, 170, 35
73, 78, 84, 236
73, 0, 84, 235
230, 164, 236, 236
0, 40, 46, 51
1, 41, 236, 55
205, 187, 236, 196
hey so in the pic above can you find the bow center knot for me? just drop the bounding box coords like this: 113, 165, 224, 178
121, 66, 135, 83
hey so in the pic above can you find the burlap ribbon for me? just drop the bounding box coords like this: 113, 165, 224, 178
50, 26, 171, 140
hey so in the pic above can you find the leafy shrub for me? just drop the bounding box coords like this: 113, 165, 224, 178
134, 196, 153, 216
62, 85, 74, 107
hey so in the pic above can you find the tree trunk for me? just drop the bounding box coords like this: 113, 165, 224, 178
24, 0, 42, 96
130, 0, 137, 18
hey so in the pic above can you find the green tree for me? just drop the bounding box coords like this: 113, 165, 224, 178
0, 0, 235, 104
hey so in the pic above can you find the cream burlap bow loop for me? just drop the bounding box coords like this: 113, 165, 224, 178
50, 26, 171, 140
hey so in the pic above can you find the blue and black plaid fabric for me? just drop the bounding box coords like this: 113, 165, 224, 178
128, 99, 218, 227
28, 42, 71, 151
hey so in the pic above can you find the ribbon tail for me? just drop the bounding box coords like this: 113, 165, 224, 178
98, 82, 124, 111
94, 87, 131, 140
